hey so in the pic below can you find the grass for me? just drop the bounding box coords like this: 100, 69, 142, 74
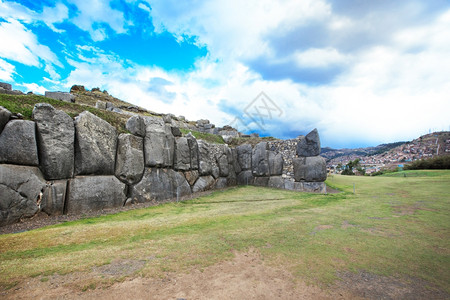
0, 93, 130, 133
0, 171, 449, 292
180, 128, 225, 144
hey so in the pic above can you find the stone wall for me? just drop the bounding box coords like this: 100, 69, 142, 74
0, 103, 327, 226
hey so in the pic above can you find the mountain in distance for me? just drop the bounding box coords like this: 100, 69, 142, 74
321, 141, 407, 161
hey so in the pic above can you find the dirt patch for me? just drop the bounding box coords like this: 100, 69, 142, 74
337, 270, 449, 299
2, 249, 352, 300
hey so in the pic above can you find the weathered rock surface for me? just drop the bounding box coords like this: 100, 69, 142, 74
198, 140, 212, 175
268, 151, 283, 176
0, 164, 45, 225
236, 144, 252, 170
45, 91, 75, 103
74, 111, 118, 175
0, 120, 39, 166
293, 156, 327, 182
0, 82, 12, 91
115, 134, 144, 185
184, 170, 199, 186
0, 106, 11, 134
186, 133, 199, 170
211, 166, 220, 179
65, 176, 127, 213
303, 182, 327, 193
216, 151, 229, 177
41, 180, 67, 215
252, 142, 269, 177
130, 168, 191, 202
297, 128, 321, 157
254, 177, 269, 187
231, 148, 242, 174
268, 176, 285, 189
144, 117, 174, 168
126, 115, 146, 137
192, 175, 215, 193
237, 170, 254, 185
33, 103, 74, 180
215, 177, 228, 189
174, 137, 191, 170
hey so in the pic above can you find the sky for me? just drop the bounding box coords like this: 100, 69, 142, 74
0, 0, 449, 149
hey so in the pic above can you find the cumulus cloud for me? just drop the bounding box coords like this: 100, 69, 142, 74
0, 58, 15, 81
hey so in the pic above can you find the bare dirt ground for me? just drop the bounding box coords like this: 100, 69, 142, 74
3, 248, 447, 300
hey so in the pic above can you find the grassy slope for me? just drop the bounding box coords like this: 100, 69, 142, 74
0, 171, 449, 292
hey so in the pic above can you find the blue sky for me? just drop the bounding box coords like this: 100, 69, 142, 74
0, 0, 449, 148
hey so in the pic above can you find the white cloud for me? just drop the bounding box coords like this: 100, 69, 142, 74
0, 58, 15, 81
294, 48, 349, 68
68, 0, 128, 41
18, 82, 47, 94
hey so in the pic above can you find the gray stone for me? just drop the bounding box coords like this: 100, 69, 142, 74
293, 156, 327, 182
192, 175, 215, 193
95, 101, 107, 110
186, 133, 199, 170
268, 176, 285, 189
175, 137, 191, 170
0, 82, 12, 90
126, 115, 146, 137
284, 179, 295, 191
130, 168, 191, 202
171, 126, 182, 137
144, 118, 174, 168
254, 177, 269, 187
198, 140, 212, 175
237, 170, 254, 185
184, 170, 199, 186
296, 128, 321, 157
115, 134, 144, 185
0, 164, 45, 225
41, 180, 67, 215
215, 177, 228, 189
33, 103, 74, 180
231, 148, 242, 174
163, 114, 172, 123
0, 120, 39, 166
303, 182, 327, 193
252, 142, 269, 177
268, 151, 283, 176
211, 166, 220, 179
105, 102, 114, 110
74, 111, 117, 175
236, 144, 252, 170
0, 106, 11, 134
65, 176, 127, 213
216, 152, 229, 177
45, 91, 75, 103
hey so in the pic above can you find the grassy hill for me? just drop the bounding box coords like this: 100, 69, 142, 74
1, 171, 448, 297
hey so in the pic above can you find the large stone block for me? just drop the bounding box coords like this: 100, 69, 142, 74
252, 142, 269, 177
115, 134, 144, 185
293, 156, 327, 182
237, 170, 254, 185
192, 175, 215, 193
297, 128, 321, 157
184, 170, 199, 186
33, 103, 75, 180
65, 176, 127, 213
74, 111, 118, 175
254, 177, 269, 187
0, 106, 11, 134
0, 120, 39, 166
303, 182, 327, 193
216, 152, 229, 177
41, 180, 67, 215
186, 133, 199, 170
144, 117, 174, 168
198, 140, 212, 175
214, 177, 228, 189
268, 176, 285, 189
236, 144, 252, 170
130, 168, 191, 202
268, 151, 283, 176
0, 164, 45, 225
174, 137, 191, 170
231, 148, 242, 174
126, 115, 145, 137
45, 91, 75, 103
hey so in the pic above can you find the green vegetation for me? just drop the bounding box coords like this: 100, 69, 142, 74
179, 128, 225, 144
228, 136, 278, 146
1, 171, 449, 292
0, 93, 130, 133
341, 158, 365, 175
405, 155, 450, 170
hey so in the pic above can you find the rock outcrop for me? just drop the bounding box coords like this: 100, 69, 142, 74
297, 128, 321, 157
0, 120, 39, 166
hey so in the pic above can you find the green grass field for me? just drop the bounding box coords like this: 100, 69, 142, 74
1, 170, 449, 293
